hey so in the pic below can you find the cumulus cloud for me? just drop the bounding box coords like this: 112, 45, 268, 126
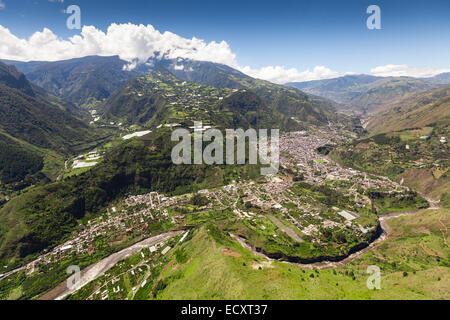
1, 23, 449, 84
0, 23, 238, 68
0, 1, 5, 10
1, 22, 388, 84
239, 65, 341, 84
370, 64, 450, 78
0, 23, 344, 83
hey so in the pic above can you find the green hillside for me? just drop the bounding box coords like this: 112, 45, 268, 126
162, 59, 343, 126
0, 63, 113, 198
0, 84, 94, 153
156, 209, 449, 300
350, 79, 438, 111
102, 68, 296, 130
366, 85, 450, 134
0, 134, 44, 186
331, 125, 449, 200
330, 85, 450, 201
0, 62, 35, 97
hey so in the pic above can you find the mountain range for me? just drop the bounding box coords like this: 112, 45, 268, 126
2, 56, 344, 128
1, 56, 145, 107
287, 73, 450, 111
6, 54, 450, 123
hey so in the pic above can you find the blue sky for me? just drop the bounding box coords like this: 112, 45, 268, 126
0, 0, 449, 82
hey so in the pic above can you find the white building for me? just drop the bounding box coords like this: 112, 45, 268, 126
338, 210, 356, 221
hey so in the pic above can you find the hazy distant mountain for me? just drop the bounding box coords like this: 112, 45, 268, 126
0, 59, 48, 74
287, 74, 447, 111
288, 74, 380, 93
347, 78, 440, 111
422, 72, 450, 84
158, 58, 251, 89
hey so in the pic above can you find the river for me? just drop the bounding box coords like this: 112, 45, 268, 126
39, 230, 182, 300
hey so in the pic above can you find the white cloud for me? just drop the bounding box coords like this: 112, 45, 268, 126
239, 65, 341, 84
0, 23, 344, 83
0, 1, 5, 10
0, 23, 238, 68
370, 64, 450, 78
6, 23, 447, 84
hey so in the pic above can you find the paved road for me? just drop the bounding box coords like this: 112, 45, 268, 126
39, 231, 182, 300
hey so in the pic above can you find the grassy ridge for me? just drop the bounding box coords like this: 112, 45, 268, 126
157, 59, 347, 127
151, 209, 449, 300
